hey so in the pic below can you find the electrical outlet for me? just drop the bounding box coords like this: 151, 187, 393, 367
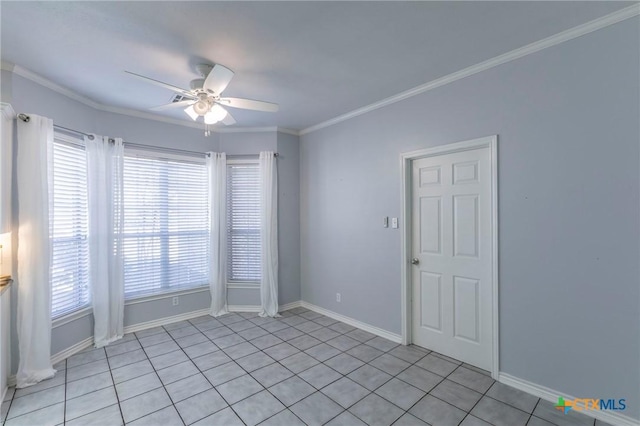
172, 296, 179, 306
336, 293, 341, 303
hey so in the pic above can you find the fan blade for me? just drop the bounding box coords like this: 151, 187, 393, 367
149, 100, 195, 111
221, 110, 236, 126
203, 64, 234, 95
125, 71, 193, 97
218, 97, 279, 112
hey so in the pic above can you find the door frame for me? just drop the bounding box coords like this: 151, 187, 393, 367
400, 135, 499, 378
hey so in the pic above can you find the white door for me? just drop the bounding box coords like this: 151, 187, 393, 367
411, 147, 493, 370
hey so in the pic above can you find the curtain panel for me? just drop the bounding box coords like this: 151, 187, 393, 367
259, 151, 279, 317
16, 115, 56, 387
86, 135, 125, 348
207, 152, 228, 317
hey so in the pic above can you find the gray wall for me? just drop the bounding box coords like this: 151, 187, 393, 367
220, 131, 276, 155
277, 132, 301, 305
7, 75, 300, 373
300, 18, 639, 419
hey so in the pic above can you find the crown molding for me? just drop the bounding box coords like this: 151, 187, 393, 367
4, 3, 636, 138
0, 61, 14, 72
216, 126, 299, 136
3, 62, 296, 135
276, 127, 299, 136
0, 103, 15, 120
10, 63, 102, 109
99, 102, 204, 131
300, 4, 640, 136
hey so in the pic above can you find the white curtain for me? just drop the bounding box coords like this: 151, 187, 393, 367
259, 151, 279, 317
16, 115, 56, 387
86, 135, 125, 348
207, 152, 228, 317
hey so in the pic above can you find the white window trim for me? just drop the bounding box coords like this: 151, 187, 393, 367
55, 131, 85, 148
122, 149, 209, 299
227, 282, 260, 289
124, 147, 206, 165
125, 285, 210, 305
52, 286, 212, 328
52, 307, 92, 329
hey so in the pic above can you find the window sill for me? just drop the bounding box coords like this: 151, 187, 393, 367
52, 306, 92, 329
125, 286, 210, 305
227, 282, 260, 289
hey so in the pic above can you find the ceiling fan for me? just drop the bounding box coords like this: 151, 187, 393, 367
125, 63, 278, 134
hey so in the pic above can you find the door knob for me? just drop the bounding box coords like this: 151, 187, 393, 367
411, 258, 420, 265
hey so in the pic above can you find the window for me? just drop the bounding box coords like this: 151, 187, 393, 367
227, 162, 261, 283
51, 134, 90, 318
122, 151, 208, 298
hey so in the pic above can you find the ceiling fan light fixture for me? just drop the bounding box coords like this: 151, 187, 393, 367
204, 111, 218, 125
204, 105, 227, 124
210, 104, 228, 120
184, 105, 199, 121
193, 100, 209, 116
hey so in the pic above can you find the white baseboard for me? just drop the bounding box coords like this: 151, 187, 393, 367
225, 302, 303, 313
300, 301, 403, 343
228, 305, 261, 313
7, 303, 307, 389
9, 309, 213, 388
279, 301, 302, 312
499, 373, 639, 426
51, 337, 94, 366
123, 309, 210, 334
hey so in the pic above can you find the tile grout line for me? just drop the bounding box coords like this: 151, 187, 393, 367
100, 346, 126, 426
44, 315, 386, 425
158, 319, 251, 425
3, 375, 16, 425
184, 315, 313, 425
220, 312, 427, 425
59, 351, 123, 425
132, 328, 189, 426
62, 359, 68, 425
211, 314, 334, 425
175, 316, 293, 426
526, 398, 542, 425
280, 311, 523, 426
201, 313, 349, 424
247, 312, 401, 424
452, 364, 498, 426
244, 310, 415, 424
8, 308, 556, 426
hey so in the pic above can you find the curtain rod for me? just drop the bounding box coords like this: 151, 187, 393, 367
16, 113, 278, 158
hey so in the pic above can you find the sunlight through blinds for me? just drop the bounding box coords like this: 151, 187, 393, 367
123, 152, 208, 298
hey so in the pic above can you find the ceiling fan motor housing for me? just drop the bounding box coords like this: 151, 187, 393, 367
195, 63, 214, 78
190, 78, 205, 91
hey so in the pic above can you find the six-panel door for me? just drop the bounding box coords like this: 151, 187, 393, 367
411, 147, 492, 370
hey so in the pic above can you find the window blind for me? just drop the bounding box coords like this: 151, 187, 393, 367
227, 163, 261, 282
51, 136, 90, 318
123, 153, 208, 298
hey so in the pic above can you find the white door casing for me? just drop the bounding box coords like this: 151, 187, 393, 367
400, 136, 498, 376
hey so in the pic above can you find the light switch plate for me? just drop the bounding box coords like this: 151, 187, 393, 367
383, 217, 389, 228
391, 218, 398, 228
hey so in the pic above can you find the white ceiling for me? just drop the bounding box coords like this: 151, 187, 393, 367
0, 1, 632, 131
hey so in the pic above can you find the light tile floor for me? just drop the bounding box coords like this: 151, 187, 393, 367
1, 307, 606, 426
